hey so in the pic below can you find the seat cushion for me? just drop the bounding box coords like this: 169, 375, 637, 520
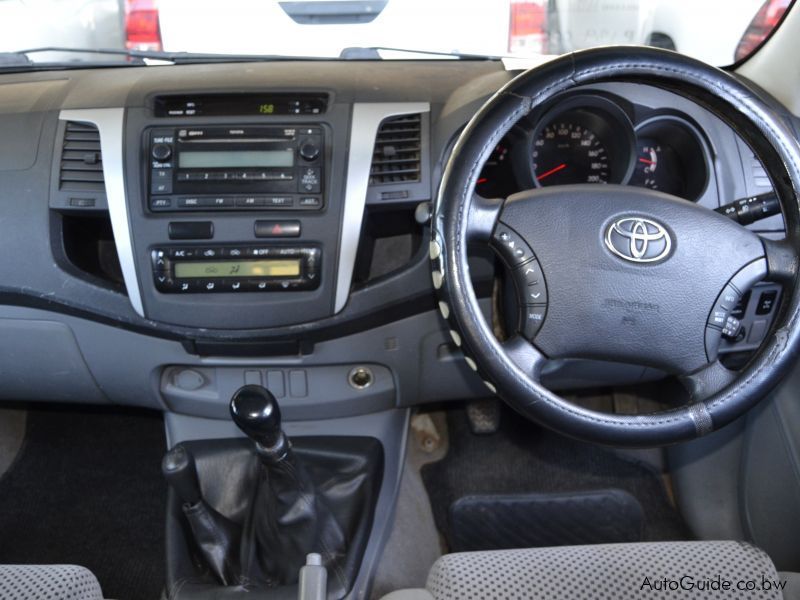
0, 565, 104, 600
424, 541, 787, 599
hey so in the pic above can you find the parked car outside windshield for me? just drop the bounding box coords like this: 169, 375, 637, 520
0, 0, 792, 66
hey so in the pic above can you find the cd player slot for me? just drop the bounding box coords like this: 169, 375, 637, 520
177, 137, 292, 144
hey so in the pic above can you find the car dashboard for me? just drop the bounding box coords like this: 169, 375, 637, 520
0, 60, 790, 416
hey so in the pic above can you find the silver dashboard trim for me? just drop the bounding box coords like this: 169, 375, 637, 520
336, 102, 430, 313
59, 108, 146, 317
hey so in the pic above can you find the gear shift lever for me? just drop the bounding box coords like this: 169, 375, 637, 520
230, 385, 290, 463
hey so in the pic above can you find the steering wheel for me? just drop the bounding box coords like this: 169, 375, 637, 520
431, 46, 800, 447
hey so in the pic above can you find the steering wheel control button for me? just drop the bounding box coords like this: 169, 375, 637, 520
516, 261, 548, 305
492, 224, 535, 268
521, 305, 547, 339
718, 286, 740, 311
756, 290, 778, 315
722, 316, 743, 340
707, 284, 743, 329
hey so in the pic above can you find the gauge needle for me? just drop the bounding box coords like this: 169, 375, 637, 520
638, 158, 655, 165
537, 163, 567, 181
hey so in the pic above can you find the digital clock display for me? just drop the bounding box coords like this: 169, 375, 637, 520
174, 259, 301, 279
154, 93, 328, 117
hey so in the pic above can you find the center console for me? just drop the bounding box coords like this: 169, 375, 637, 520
119, 93, 346, 330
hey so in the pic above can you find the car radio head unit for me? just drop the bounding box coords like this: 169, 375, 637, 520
147, 125, 324, 212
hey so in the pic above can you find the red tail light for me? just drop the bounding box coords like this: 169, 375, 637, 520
734, 0, 791, 62
509, 0, 549, 54
125, 0, 163, 52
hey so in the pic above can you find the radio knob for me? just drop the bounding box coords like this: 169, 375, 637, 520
299, 142, 320, 161
152, 143, 173, 161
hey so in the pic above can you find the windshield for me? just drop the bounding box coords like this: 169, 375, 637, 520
0, 0, 792, 67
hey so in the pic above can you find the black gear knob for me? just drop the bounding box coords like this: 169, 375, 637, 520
230, 385, 285, 451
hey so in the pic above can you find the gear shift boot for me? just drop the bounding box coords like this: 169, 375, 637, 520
164, 436, 383, 599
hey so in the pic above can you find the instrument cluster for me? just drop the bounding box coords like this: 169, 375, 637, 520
476, 93, 710, 202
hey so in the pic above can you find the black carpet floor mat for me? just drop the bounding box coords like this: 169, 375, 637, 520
0, 405, 167, 600
421, 406, 691, 551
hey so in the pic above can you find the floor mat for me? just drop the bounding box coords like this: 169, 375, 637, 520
421, 406, 691, 552
0, 405, 167, 600
449, 489, 645, 552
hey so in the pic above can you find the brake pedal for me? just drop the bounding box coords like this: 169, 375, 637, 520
466, 398, 501, 435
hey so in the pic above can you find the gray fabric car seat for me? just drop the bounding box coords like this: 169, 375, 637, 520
382, 541, 798, 599
0, 565, 104, 600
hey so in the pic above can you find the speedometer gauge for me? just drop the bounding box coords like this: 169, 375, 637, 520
520, 100, 635, 189
532, 122, 610, 186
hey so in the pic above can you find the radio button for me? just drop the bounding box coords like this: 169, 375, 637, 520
265, 196, 295, 208
203, 197, 234, 208
300, 167, 321, 193
151, 168, 172, 193
177, 197, 202, 208
298, 196, 322, 208
151, 197, 173, 210
151, 180, 172, 195
236, 196, 266, 208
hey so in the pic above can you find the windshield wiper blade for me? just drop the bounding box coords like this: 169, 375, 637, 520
10, 47, 335, 65
339, 46, 499, 60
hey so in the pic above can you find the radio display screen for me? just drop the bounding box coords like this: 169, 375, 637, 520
178, 150, 295, 169
174, 259, 301, 279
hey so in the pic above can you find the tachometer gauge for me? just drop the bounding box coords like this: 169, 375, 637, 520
532, 122, 610, 186
476, 143, 517, 198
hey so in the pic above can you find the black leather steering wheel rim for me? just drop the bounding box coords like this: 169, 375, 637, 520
431, 46, 800, 447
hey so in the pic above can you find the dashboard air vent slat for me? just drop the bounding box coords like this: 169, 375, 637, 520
59, 122, 105, 192
370, 114, 422, 185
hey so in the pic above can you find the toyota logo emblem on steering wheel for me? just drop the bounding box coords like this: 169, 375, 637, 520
605, 217, 672, 263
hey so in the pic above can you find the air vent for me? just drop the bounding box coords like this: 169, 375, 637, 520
369, 114, 422, 185
59, 121, 105, 193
